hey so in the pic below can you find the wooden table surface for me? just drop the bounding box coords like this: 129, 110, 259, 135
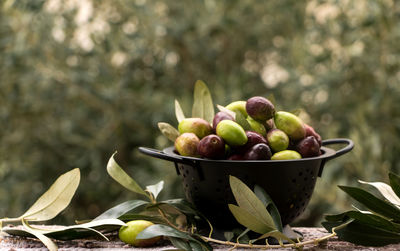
1, 227, 400, 250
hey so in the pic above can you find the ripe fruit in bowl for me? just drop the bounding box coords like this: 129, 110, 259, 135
174, 133, 200, 157
216, 120, 248, 147
178, 118, 212, 139
246, 96, 275, 121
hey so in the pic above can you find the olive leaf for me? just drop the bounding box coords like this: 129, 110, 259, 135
389, 172, 400, 199
233, 111, 252, 131
136, 224, 211, 251
175, 99, 186, 123
254, 185, 283, 232
254, 230, 295, 245
216, 104, 236, 119
228, 204, 275, 234
93, 199, 149, 220
146, 181, 164, 200
325, 210, 400, 232
3, 219, 125, 242
322, 219, 400, 247
358, 180, 400, 208
21, 168, 80, 222
339, 185, 400, 221
22, 220, 58, 251
106, 152, 148, 198
158, 122, 180, 142
229, 176, 276, 229
192, 80, 214, 124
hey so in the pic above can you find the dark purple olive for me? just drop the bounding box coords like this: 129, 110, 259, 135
296, 136, 320, 158
212, 111, 234, 131
304, 124, 322, 147
243, 143, 272, 160
228, 154, 244, 161
197, 134, 225, 159
238, 131, 268, 153
246, 96, 275, 122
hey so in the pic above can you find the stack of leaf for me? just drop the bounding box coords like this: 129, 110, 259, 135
322, 172, 400, 246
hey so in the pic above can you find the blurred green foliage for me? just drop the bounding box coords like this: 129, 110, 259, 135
1, 0, 399, 227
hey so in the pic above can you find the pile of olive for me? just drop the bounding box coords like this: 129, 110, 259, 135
174, 96, 322, 160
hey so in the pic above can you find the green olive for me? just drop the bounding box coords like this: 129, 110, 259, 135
216, 120, 247, 146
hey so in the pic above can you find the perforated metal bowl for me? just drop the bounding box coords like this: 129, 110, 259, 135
139, 138, 353, 228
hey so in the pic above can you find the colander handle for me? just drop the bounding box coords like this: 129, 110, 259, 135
322, 138, 354, 161
138, 147, 186, 163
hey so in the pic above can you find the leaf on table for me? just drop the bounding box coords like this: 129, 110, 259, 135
359, 180, 400, 208
228, 204, 274, 234
389, 172, 400, 200
322, 219, 400, 247
169, 237, 193, 251
325, 210, 400, 232
254, 185, 283, 232
4, 219, 125, 241
339, 185, 400, 221
136, 224, 210, 250
175, 99, 186, 123
229, 176, 276, 229
93, 199, 149, 221
192, 80, 214, 124
146, 181, 164, 200
21, 168, 80, 222
106, 152, 148, 198
44, 219, 125, 241
216, 104, 236, 119
22, 220, 58, 251
158, 122, 180, 142
254, 229, 295, 245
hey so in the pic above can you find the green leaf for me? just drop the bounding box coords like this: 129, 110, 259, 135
359, 180, 400, 207
4, 219, 125, 241
254, 230, 295, 245
325, 210, 400, 232
21, 168, 80, 222
229, 176, 276, 230
158, 199, 199, 216
175, 99, 186, 123
233, 111, 252, 131
339, 185, 400, 221
44, 219, 125, 240
254, 185, 283, 232
158, 122, 180, 142
138, 225, 212, 251
93, 199, 149, 220
389, 172, 400, 199
322, 220, 400, 246
191, 80, 214, 124
106, 152, 148, 198
118, 214, 164, 223
228, 204, 274, 234
169, 237, 192, 251
216, 104, 236, 119
22, 220, 58, 251
146, 181, 164, 200
136, 224, 201, 245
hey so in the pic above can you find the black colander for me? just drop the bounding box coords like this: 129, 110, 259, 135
139, 138, 353, 228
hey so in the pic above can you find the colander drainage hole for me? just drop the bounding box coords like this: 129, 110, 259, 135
299, 172, 303, 176
292, 178, 296, 183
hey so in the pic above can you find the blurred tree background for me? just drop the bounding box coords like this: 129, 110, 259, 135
1, 0, 399, 227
